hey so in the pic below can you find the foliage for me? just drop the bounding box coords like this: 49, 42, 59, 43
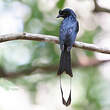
0, 0, 110, 110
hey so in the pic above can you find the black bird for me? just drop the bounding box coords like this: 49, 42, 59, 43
57, 8, 79, 77
57, 8, 79, 106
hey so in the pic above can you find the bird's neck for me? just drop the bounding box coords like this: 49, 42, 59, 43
64, 15, 76, 21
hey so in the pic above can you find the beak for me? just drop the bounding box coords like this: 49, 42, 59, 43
56, 14, 62, 18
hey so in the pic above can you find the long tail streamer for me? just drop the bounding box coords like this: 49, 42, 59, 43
60, 75, 72, 106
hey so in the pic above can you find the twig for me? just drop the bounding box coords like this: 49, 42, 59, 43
0, 32, 110, 54
93, 0, 110, 13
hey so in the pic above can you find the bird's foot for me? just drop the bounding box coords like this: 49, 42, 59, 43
67, 46, 71, 52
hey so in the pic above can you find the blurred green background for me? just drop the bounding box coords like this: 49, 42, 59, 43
0, 0, 110, 110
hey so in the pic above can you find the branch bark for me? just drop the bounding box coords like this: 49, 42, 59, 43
0, 32, 110, 54
93, 0, 110, 13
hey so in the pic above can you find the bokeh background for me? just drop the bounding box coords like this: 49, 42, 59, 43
0, 0, 110, 110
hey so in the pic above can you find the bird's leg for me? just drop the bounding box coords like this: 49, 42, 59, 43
67, 46, 72, 52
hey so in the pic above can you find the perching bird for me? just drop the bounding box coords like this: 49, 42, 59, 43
56, 8, 79, 106
57, 8, 79, 78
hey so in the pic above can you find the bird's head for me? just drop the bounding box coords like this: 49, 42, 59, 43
56, 8, 76, 19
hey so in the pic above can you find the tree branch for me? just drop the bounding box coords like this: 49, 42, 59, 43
93, 0, 110, 13
0, 32, 110, 54
1, 59, 110, 79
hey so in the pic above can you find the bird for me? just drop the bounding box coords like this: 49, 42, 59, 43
57, 8, 79, 78
56, 8, 79, 106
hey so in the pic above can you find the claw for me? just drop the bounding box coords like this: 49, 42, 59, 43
67, 46, 71, 52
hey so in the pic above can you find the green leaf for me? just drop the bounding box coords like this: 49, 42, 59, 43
56, 0, 65, 9
0, 78, 17, 90
78, 27, 100, 57
79, 30, 96, 44
78, 27, 101, 43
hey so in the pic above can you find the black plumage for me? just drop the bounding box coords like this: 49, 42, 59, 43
57, 8, 79, 77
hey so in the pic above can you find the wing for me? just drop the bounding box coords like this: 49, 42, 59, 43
59, 23, 67, 50
75, 21, 79, 33
67, 21, 79, 45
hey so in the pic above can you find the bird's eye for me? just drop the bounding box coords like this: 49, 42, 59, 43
59, 10, 62, 14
